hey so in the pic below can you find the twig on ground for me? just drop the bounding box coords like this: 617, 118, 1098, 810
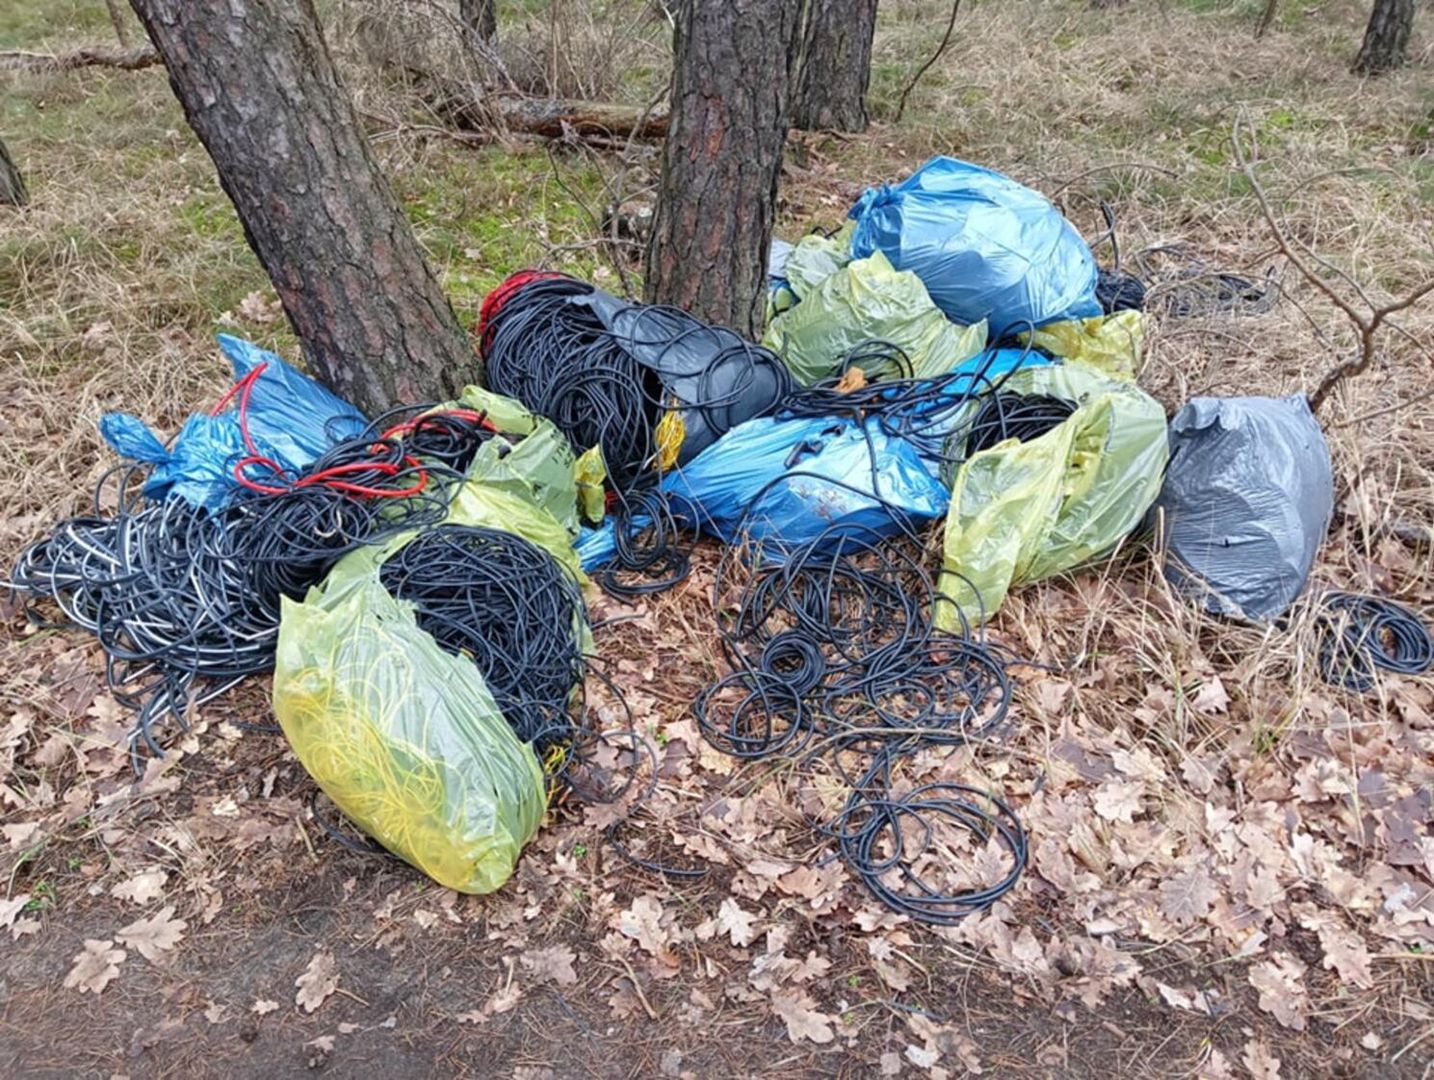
894, 0, 961, 124
1255, 0, 1278, 39
1230, 114, 1434, 415
0, 45, 160, 72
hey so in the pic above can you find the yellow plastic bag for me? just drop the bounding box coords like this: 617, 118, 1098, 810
936, 363, 1168, 626
763, 251, 988, 385
1019, 310, 1145, 382
274, 567, 547, 895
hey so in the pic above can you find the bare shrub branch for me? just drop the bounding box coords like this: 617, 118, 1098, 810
1230, 114, 1434, 415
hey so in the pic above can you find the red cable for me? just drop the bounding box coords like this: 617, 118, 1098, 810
477, 270, 563, 356
214, 361, 489, 500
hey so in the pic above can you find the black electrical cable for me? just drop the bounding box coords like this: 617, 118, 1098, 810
960, 391, 1079, 458
481, 272, 796, 598
1313, 591, 1434, 692
691, 471, 1027, 922
1096, 267, 1147, 314
379, 524, 587, 753
9, 409, 496, 765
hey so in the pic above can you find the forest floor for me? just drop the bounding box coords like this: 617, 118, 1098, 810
3, 1, 1434, 1078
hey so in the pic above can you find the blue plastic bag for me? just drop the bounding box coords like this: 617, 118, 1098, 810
577, 414, 951, 570
848, 157, 1100, 337
100, 335, 368, 512
574, 347, 1052, 570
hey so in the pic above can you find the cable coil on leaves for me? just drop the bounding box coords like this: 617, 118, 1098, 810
9, 402, 496, 764
1314, 591, 1434, 692
694, 474, 1029, 924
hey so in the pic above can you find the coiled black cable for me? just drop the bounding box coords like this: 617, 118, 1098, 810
692, 472, 1027, 922
1314, 591, 1434, 692
9, 410, 495, 764
379, 525, 586, 753
481, 273, 797, 597
961, 391, 1079, 458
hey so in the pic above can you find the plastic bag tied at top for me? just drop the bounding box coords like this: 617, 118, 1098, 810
1155, 394, 1332, 622
848, 156, 1101, 337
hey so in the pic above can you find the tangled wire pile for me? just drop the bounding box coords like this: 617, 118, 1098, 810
1314, 591, 1434, 692
961, 391, 1079, 457
379, 525, 587, 757
694, 485, 1028, 923
372, 523, 656, 826
9, 407, 496, 761
481, 272, 794, 593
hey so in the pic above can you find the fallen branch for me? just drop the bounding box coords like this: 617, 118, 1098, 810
0, 44, 160, 72
1231, 115, 1434, 415
1255, 0, 1278, 38
419, 72, 669, 140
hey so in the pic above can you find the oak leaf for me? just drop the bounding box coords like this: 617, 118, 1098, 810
117, 905, 187, 962
294, 951, 339, 1013
63, 939, 126, 995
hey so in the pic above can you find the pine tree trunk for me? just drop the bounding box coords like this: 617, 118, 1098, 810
127, 0, 477, 414
459, 0, 498, 42
0, 136, 26, 207
645, 0, 803, 339
104, 0, 133, 46
791, 0, 878, 133
1353, 0, 1414, 75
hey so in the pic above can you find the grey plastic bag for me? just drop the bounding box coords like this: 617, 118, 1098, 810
1155, 395, 1333, 622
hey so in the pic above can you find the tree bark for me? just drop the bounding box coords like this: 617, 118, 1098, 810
104, 0, 133, 46
645, 0, 803, 339
0, 136, 27, 207
1353, 0, 1414, 75
791, 0, 877, 132
127, 0, 477, 414
459, 0, 498, 42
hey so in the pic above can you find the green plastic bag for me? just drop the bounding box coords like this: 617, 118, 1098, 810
936, 363, 1168, 626
453, 385, 593, 538
1018, 310, 1145, 382
784, 223, 855, 300
763, 251, 988, 385
274, 548, 547, 895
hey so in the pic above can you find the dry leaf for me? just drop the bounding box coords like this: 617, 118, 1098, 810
117, 905, 187, 962
11, 917, 40, 940
1191, 677, 1230, 714
111, 868, 168, 906
1159, 863, 1218, 924
295, 951, 339, 1013
203, 1001, 227, 1024
1316, 925, 1374, 989
612, 895, 670, 957
521, 945, 578, 987
1241, 1038, 1281, 1080
1200, 1047, 1236, 1079
1092, 780, 1145, 824
0, 893, 30, 928
769, 990, 835, 1045
716, 898, 758, 948
237, 290, 279, 324
879, 1051, 903, 1076
63, 939, 126, 995
1249, 954, 1307, 1031
251, 999, 279, 1016
905, 1045, 939, 1069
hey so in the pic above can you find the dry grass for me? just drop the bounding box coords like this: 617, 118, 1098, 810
2, 1, 1433, 1075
